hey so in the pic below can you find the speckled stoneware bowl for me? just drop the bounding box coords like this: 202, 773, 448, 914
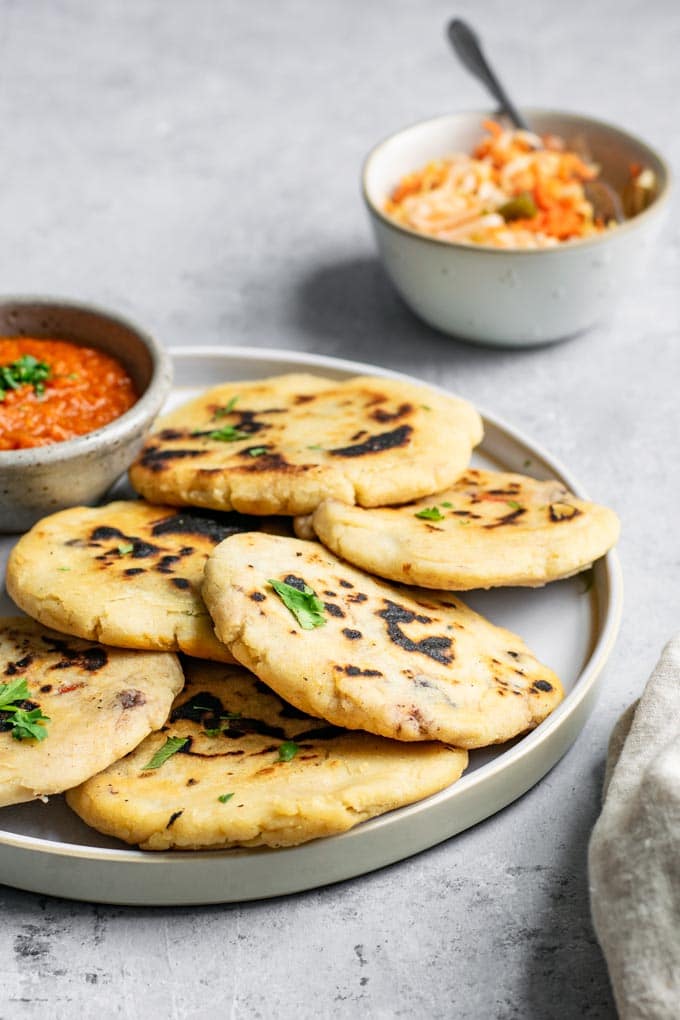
363, 109, 671, 347
0, 299, 172, 532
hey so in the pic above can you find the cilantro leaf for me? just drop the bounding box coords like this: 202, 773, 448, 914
214, 396, 239, 418
11, 707, 50, 742
141, 735, 188, 770
117, 542, 134, 556
218, 792, 234, 803
268, 579, 326, 630
278, 741, 299, 762
0, 677, 31, 708
506, 500, 522, 511
203, 711, 241, 736
0, 679, 50, 741
0, 354, 50, 401
247, 446, 268, 457
440, 501, 453, 509
206, 425, 250, 443
414, 506, 444, 521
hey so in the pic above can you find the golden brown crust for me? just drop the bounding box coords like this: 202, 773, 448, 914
66, 661, 467, 849
6, 501, 291, 661
202, 534, 564, 750
305, 469, 620, 589
0, 616, 183, 807
128, 373, 483, 515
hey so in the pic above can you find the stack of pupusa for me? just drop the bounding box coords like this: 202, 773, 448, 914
3, 372, 619, 850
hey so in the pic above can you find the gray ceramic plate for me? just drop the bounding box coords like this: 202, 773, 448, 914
0, 346, 622, 905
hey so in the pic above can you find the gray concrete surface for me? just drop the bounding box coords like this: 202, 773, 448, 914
0, 0, 679, 1016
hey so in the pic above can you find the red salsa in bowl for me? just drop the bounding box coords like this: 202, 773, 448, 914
0, 338, 138, 451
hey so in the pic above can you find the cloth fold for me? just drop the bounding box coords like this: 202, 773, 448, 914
589, 635, 680, 1019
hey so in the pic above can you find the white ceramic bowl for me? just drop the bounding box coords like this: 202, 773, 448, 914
363, 109, 671, 347
0, 298, 172, 532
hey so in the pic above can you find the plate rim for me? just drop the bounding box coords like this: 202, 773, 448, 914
0, 344, 623, 879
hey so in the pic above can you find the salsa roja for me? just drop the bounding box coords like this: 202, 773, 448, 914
0, 338, 138, 451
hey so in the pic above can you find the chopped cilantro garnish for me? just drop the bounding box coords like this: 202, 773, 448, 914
214, 396, 239, 418
206, 425, 250, 442
247, 446, 268, 457
506, 500, 522, 511
10, 707, 50, 742
278, 741, 299, 762
0, 354, 51, 402
0, 677, 31, 707
268, 579, 326, 630
415, 506, 444, 521
440, 501, 453, 509
420, 404, 432, 411
201, 714, 241, 738
57, 566, 71, 572
117, 543, 134, 556
218, 792, 234, 803
307, 444, 324, 451
0, 677, 50, 742
203, 710, 241, 736
141, 735, 188, 770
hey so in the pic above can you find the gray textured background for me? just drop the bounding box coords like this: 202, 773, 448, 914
1, 0, 678, 1017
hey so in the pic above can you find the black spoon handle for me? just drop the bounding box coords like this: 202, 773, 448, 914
446, 18, 529, 131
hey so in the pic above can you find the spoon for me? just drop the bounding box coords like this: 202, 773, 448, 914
446, 19, 529, 132
446, 18, 624, 223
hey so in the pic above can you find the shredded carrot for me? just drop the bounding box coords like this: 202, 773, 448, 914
482, 118, 503, 137
385, 123, 613, 249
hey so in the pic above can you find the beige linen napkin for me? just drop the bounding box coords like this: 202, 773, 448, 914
589, 635, 680, 1019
